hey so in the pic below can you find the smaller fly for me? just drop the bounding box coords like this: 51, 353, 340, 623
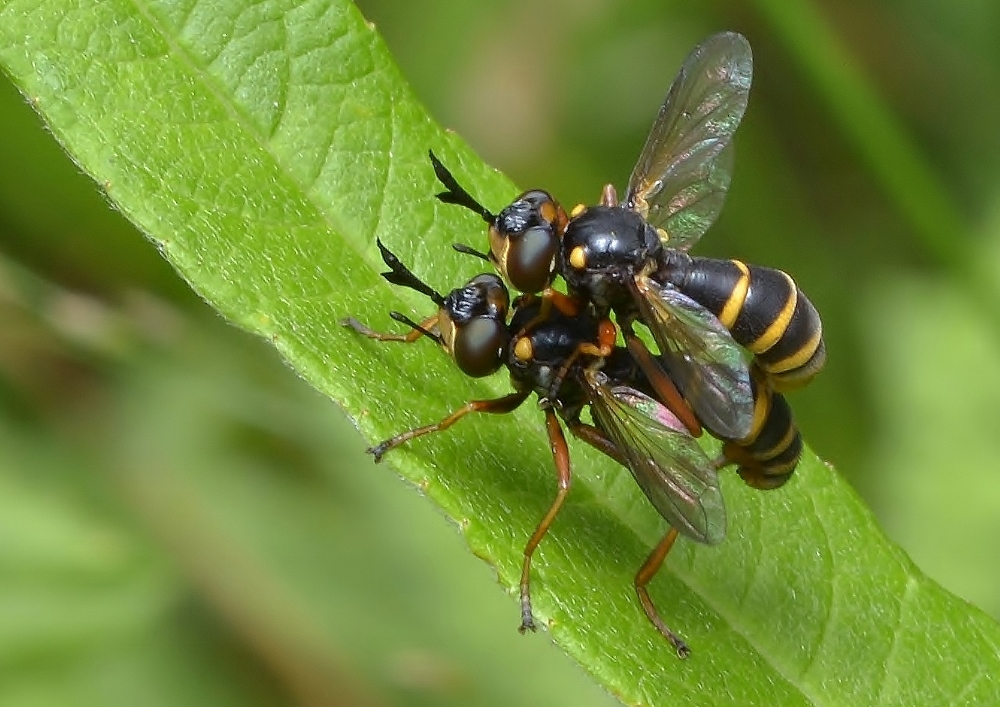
432, 31, 824, 467
342, 241, 723, 657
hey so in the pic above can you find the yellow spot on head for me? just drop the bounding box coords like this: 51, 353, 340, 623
513, 336, 533, 362
540, 200, 557, 224
569, 246, 587, 270
570, 203, 586, 218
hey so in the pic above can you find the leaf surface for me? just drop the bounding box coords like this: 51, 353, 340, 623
1, 1, 999, 704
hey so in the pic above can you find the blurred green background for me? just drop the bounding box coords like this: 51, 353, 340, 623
2, 0, 999, 704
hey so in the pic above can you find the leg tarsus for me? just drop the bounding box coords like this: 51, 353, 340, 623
342, 314, 438, 344
635, 527, 690, 658
518, 408, 572, 634
367, 390, 530, 463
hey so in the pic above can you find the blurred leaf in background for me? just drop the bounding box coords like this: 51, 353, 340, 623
1, 0, 1000, 704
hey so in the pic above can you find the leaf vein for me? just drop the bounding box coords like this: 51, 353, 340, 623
797, 490, 836, 685
874, 573, 918, 704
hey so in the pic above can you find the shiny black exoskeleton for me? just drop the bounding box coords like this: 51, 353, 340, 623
439, 273, 511, 378
725, 367, 803, 490
437, 31, 824, 453
655, 251, 826, 392
561, 205, 826, 395
560, 205, 661, 312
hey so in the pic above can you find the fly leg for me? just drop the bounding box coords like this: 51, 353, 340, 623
341, 313, 440, 344
519, 408, 572, 633
367, 390, 530, 462
569, 421, 691, 658
621, 325, 702, 436
636, 528, 690, 658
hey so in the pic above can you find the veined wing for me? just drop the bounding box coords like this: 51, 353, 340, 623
585, 369, 725, 545
624, 32, 752, 251
632, 274, 754, 440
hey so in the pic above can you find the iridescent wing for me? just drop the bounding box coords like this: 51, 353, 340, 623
624, 32, 752, 251
584, 370, 726, 545
632, 275, 753, 440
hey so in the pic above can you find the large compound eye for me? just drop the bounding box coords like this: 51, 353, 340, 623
491, 190, 566, 293
452, 318, 508, 378
505, 226, 558, 294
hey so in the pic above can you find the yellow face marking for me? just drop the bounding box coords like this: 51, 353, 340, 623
718, 260, 751, 329
764, 326, 823, 375
570, 203, 586, 218
656, 227, 669, 243
539, 200, 557, 224
513, 336, 533, 362
438, 314, 457, 355
749, 271, 798, 354
568, 246, 587, 270
488, 226, 512, 281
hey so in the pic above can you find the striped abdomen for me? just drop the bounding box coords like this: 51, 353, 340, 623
720, 368, 802, 490
673, 256, 825, 392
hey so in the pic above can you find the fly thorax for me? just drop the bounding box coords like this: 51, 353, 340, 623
561, 206, 663, 300
653, 249, 694, 289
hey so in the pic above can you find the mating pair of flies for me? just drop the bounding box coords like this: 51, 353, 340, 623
343, 32, 824, 657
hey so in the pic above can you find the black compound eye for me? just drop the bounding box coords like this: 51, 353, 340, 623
490, 190, 565, 293
506, 226, 558, 294
452, 318, 508, 378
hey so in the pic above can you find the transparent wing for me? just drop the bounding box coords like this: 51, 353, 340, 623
632, 275, 754, 440
585, 370, 725, 545
624, 32, 752, 251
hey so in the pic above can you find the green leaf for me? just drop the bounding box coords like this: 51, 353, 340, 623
1, 1, 998, 705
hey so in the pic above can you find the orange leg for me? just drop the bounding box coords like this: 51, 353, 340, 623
544, 289, 584, 317
623, 332, 703, 437
570, 421, 691, 656
341, 314, 439, 343
635, 528, 689, 658
519, 408, 572, 633
567, 421, 629, 468
368, 390, 530, 462
570, 421, 690, 656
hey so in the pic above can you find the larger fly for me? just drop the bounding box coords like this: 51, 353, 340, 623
432, 31, 824, 466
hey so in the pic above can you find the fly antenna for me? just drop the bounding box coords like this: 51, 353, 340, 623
429, 150, 495, 224
390, 311, 443, 345
376, 239, 445, 306
452, 242, 492, 262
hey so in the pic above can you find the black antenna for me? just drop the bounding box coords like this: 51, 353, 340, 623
429, 150, 495, 224
452, 242, 492, 262
376, 239, 444, 306
390, 311, 442, 345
